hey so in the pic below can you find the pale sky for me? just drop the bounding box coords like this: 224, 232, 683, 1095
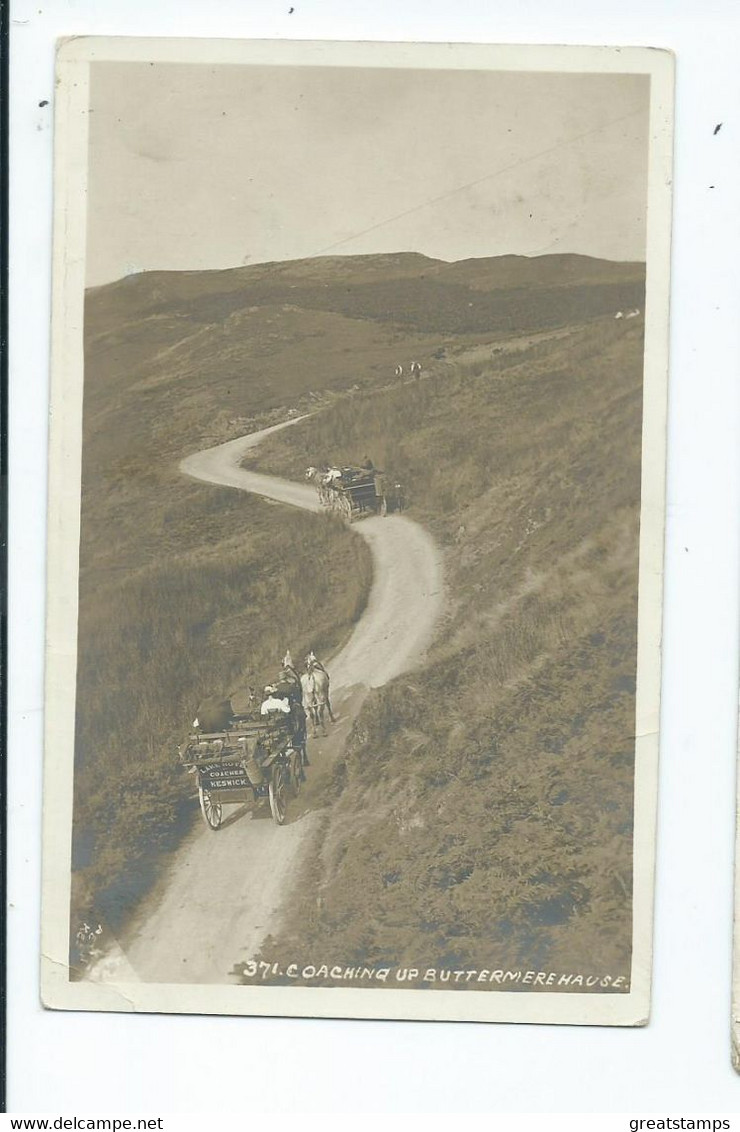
86, 63, 650, 287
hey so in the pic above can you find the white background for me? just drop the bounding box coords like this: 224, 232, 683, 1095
8, 0, 740, 1113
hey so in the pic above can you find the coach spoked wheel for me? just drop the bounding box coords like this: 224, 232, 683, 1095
198, 785, 223, 830
340, 495, 353, 522
290, 749, 303, 796
269, 764, 288, 825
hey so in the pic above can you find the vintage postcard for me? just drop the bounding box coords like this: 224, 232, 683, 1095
42, 37, 673, 1025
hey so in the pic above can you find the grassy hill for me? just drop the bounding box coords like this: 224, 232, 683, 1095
74, 250, 644, 981
83, 251, 643, 460
247, 305, 645, 986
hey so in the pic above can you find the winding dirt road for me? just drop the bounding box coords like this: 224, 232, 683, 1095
89, 420, 443, 986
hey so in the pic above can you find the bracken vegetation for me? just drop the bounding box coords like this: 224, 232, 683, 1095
73, 492, 371, 930
75, 250, 645, 989
71, 263, 385, 930
248, 305, 644, 987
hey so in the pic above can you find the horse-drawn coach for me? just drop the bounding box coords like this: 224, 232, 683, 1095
178, 713, 306, 828
307, 465, 404, 522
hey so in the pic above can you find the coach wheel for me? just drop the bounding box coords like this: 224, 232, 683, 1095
290, 749, 303, 796
199, 785, 223, 830
269, 764, 288, 825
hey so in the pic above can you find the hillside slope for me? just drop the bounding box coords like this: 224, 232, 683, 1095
83, 251, 644, 467
75, 251, 644, 978
248, 310, 645, 986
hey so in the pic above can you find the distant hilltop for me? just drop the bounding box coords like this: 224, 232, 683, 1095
86, 250, 645, 341
91, 249, 644, 297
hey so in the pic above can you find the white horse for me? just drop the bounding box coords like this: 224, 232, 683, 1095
305, 466, 331, 505
301, 660, 335, 737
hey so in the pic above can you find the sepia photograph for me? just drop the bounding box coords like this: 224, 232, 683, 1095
41, 37, 673, 1025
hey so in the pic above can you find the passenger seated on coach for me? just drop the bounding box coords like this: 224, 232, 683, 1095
260, 683, 306, 748
260, 685, 291, 717
193, 696, 234, 733
274, 666, 302, 706
276, 664, 307, 737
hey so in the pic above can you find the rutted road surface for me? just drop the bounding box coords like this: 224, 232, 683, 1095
89, 420, 443, 986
